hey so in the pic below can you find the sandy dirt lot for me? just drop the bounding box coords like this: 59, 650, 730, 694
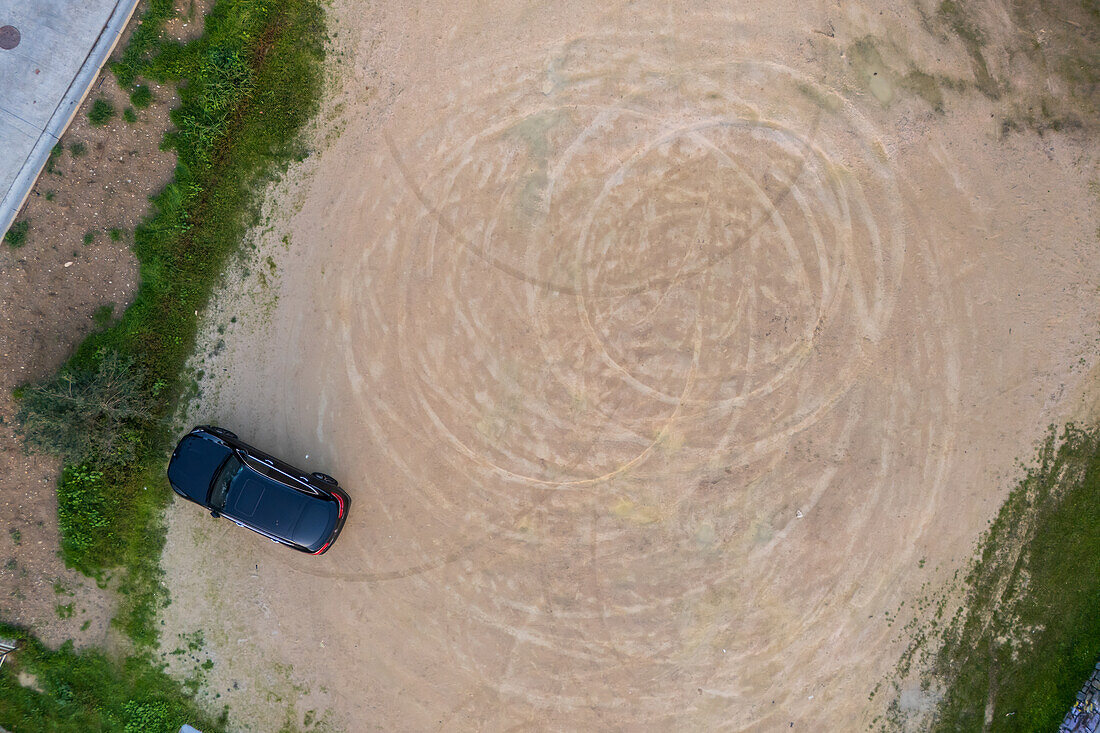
161, 0, 1099, 730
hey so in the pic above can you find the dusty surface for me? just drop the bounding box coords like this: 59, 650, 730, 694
0, 56, 177, 646
162, 0, 1100, 730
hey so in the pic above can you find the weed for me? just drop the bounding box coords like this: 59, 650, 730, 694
69, 142, 87, 157
182, 630, 204, 652
88, 99, 115, 126
3, 559, 15, 572
130, 84, 154, 108
4, 220, 29, 248
123, 107, 138, 124
44, 190, 55, 202
56, 466, 118, 571
46, 144, 63, 175
7, 529, 20, 545
82, 230, 96, 246
55, 603, 74, 619
0, 621, 229, 732
109, 228, 124, 242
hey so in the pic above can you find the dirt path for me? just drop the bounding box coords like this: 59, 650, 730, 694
161, 0, 1099, 729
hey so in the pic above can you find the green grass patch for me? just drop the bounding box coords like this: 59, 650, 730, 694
69, 141, 87, 157
12, 0, 326, 646
0, 621, 227, 733
130, 84, 154, 109
4, 219, 29, 248
94, 303, 117, 327
929, 425, 1100, 730
88, 99, 116, 126
83, 230, 96, 245
124, 107, 138, 124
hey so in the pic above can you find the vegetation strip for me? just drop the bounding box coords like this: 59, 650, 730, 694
3, 0, 325, 729
0, 622, 227, 733
924, 425, 1100, 730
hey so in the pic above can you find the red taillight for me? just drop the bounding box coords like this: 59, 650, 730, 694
312, 540, 332, 555
334, 492, 344, 518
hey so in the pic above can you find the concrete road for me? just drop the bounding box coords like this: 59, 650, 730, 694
0, 0, 139, 239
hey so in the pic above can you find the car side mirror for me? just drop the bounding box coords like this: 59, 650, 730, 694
210, 510, 220, 519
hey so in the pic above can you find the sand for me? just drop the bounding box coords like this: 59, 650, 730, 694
160, 0, 1100, 729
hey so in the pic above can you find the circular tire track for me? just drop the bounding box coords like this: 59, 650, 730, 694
276, 35, 963, 728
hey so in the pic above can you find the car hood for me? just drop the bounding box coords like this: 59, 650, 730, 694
227, 470, 337, 549
168, 433, 232, 504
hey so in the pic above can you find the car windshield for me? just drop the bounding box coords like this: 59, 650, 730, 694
209, 454, 243, 510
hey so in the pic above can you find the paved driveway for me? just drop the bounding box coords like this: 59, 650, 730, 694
0, 0, 139, 238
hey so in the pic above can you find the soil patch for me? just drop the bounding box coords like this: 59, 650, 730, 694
0, 51, 177, 648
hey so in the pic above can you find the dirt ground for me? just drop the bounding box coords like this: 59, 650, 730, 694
161, 0, 1099, 730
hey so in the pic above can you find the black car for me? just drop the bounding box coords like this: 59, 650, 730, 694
167, 426, 350, 555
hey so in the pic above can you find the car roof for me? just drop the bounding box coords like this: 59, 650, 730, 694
223, 461, 335, 548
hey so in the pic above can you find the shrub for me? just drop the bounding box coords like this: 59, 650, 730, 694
88, 99, 115, 126
4, 219, 28, 248
14, 350, 153, 467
